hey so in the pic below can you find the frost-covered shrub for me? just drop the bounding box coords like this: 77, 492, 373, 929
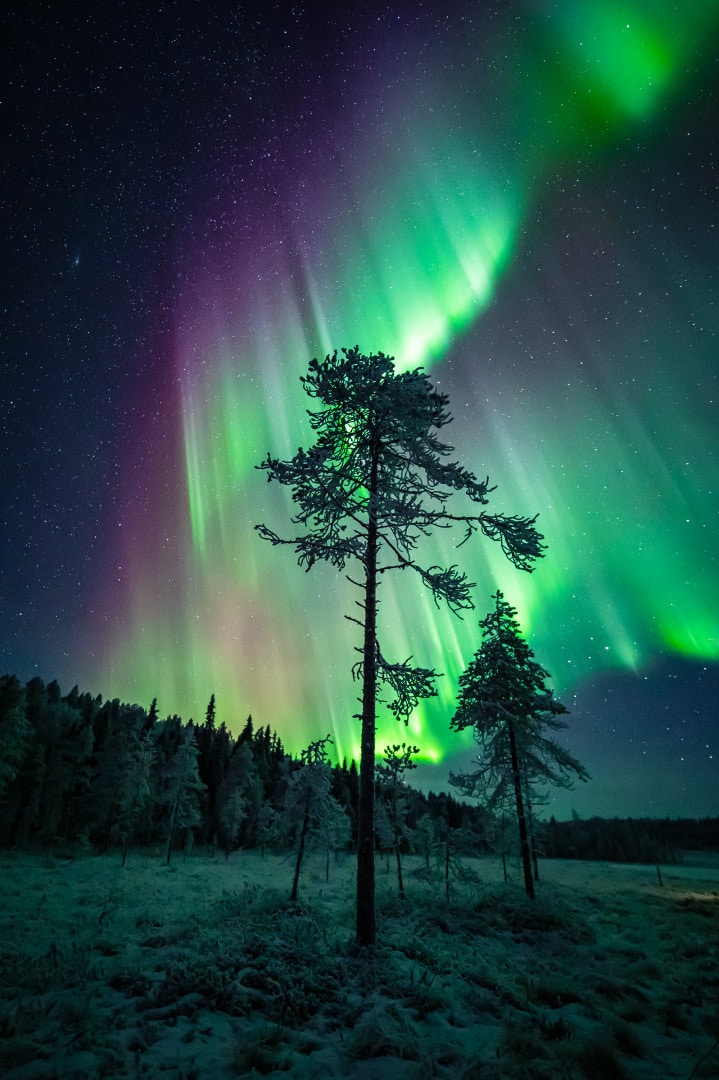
344, 1004, 421, 1062
232, 1024, 288, 1076
612, 1018, 647, 1057
500, 1018, 549, 1063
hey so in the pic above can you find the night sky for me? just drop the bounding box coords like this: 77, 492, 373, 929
3, 0, 717, 819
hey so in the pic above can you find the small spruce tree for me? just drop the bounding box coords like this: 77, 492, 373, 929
376, 743, 419, 900
450, 591, 589, 899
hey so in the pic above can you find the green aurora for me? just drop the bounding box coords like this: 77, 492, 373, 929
96, 1, 718, 778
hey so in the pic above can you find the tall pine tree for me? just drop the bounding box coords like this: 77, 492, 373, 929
257, 347, 544, 944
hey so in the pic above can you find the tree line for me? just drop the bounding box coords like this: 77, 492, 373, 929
2, 672, 714, 873
544, 814, 718, 863
0, 673, 489, 864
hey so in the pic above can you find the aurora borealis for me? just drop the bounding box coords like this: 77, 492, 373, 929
4, 0, 718, 818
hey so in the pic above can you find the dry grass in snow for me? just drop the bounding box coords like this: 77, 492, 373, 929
1, 848, 718, 1078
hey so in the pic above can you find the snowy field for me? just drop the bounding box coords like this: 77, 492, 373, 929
1, 848, 717, 1078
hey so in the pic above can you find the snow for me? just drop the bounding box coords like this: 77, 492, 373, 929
1, 849, 717, 1078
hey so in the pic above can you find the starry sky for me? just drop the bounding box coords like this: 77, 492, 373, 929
3, 0, 717, 820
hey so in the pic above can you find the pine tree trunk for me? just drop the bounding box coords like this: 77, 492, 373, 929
101, 793, 120, 855
166, 789, 180, 865
6, 785, 32, 846
6, 747, 46, 846
500, 816, 508, 883
531, 836, 539, 882
291, 810, 310, 901
356, 451, 379, 947
121, 795, 137, 867
445, 837, 450, 902
508, 722, 535, 900
394, 836, 405, 900
525, 786, 540, 882
390, 799, 405, 900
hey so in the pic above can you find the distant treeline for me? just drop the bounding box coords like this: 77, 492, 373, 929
543, 815, 718, 864
1, 674, 716, 864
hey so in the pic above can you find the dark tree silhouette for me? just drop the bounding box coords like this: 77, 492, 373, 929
160, 723, 204, 864
281, 734, 342, 901
119, 729, 155, 866
450, 591, 589, 898
377, 743, 419, 900
216, 740, 259, 856
0, 675, 30, 798
90, 702, 149, 852
256, 347, 545, 944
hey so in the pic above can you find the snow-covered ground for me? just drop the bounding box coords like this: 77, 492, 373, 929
1, 848, 717, 1078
